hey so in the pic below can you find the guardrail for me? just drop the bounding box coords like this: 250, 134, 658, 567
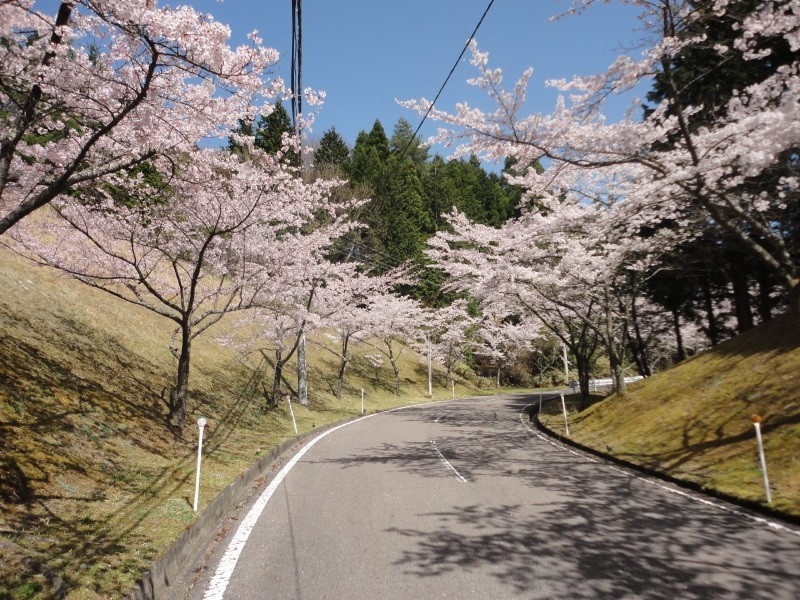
586, 376, 643, 391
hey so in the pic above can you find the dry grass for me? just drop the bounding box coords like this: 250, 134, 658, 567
540, 314, 800, 516
0, 247, 501, 599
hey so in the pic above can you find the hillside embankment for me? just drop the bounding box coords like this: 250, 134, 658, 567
4, 243, 799, 598
0, 248, 485, 599
540, 313, 800, 517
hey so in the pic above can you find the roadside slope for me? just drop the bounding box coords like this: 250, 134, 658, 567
0, 247, 470, 598
542, 313, 800, 516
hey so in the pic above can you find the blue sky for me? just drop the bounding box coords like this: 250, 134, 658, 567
188, 0, 649, 158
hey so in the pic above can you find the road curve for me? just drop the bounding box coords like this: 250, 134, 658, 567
185, 393, 800, 600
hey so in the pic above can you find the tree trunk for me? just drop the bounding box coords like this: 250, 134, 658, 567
391, 359, 400, 395
790, 280, 800, 316
496, 366, 501, 387
701, 281, 720, 345
730, 267, 754, 333
672, 309, 686, 362
297, 330, 308, 405
604, 286, 628, 397
755, 266, 773, 323
272, 348, 284, 407
575, 354, 591, 411
611, 358, 627, 397
630, 300, 652, 377
174, 324, 192, 431
335, 336, 350, 400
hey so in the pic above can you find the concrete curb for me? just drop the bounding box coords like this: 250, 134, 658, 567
126, 422, 337, 600
530, 405, 800, 528
126, 397, 455, 600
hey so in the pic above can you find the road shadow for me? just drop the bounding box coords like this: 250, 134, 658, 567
386, 456, 800, 599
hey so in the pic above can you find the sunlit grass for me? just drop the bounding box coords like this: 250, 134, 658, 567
0, 248, 502, 598
540, 315, 800, 516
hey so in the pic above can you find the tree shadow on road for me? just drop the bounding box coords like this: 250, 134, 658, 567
385, 449, 800, 599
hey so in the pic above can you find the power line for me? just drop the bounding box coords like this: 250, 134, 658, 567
397, 0, 496, 163
353, 0, 497, 272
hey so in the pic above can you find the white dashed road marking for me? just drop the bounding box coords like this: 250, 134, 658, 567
431, 439, 468, 483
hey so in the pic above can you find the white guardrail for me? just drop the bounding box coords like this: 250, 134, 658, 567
585, 376, 643, 391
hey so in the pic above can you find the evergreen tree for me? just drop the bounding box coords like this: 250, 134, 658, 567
226, 101, 298, 165
641, 0, 797, 326
422, 155, 456, 231
348, 130, 384, 187
255, 100, 294, 153
365, 120, 390, 162
314, 127, 350, 170
373, 156, 432, 262
227, 118, 255, 156
389, 117, 429, 165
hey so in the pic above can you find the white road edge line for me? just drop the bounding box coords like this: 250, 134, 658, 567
431, 440, 468, 483
203, 401, 451, 599
519, 404, 800, 539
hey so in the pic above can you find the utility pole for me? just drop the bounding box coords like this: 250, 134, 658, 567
291, 0, 309, 406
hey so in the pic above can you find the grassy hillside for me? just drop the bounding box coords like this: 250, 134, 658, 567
540, 313, 800, 516
0, 247, 495, 599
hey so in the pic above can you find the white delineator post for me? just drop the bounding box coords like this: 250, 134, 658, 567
560, 392, 570, 436
451, 380, 455, 399
361, 388, 365, 415
288, 395, 298, 435
751, 415, 772, 503
193, 417, 207, 512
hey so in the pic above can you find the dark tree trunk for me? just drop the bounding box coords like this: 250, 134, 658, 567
672, 309, 686, 362
174, 324, 192, 431
272, 348, 284, 407
392, 360, 401, 395
575, 354, 591, 411
297, 331, 308, 405
702, 281, 720, 345
755, 266, 773, 323
335, 336, 350, 400
730, 267, 754, 333
791, 280, 800, 316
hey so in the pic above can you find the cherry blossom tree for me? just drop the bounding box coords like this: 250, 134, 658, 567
427, 299, 476, 389
403, 0, 800, 313
365, 293, 425, 395
0, 0, 282, 235
12, 146, 343, 429
475, 312, 538, 386
426, 195, 655, 402
216, 198, 362, 407
313, 268, 399, 399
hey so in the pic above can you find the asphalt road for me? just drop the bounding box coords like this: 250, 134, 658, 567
186, 393, 800, 599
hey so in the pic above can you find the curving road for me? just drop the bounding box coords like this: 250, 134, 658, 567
184, 394, 800, 599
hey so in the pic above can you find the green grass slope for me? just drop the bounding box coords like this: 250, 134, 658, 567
541, 313, 800, 516
0, 247, 494, 599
